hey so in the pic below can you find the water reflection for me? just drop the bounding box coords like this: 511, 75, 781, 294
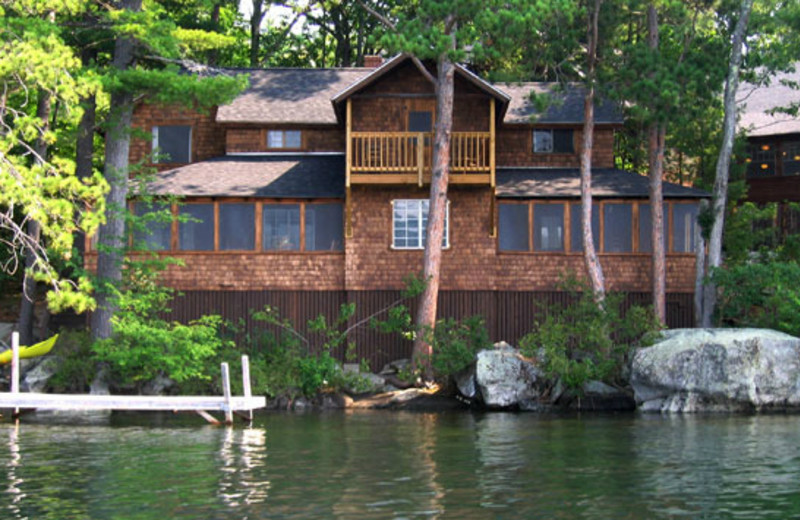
0, 412, 799, 519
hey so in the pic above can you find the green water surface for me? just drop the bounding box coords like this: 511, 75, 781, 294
1, 411, 799, 519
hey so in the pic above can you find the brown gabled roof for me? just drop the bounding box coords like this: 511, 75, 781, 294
496, 168, 709, 199
738, 66, 800, 137
216, 68, 372, 125
144, 155, 345, 198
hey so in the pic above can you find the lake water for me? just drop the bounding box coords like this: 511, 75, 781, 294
1, 411, 799, 519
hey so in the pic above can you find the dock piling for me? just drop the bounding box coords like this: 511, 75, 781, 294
221, 362, 233, 425
241, 355, 253, 422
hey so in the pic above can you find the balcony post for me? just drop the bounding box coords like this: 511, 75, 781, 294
417, 132, 424, 187
346, 99, 352, 187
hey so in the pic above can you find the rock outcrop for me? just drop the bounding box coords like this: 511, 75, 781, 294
458, 342, 544, 408
631, 328, 800, 412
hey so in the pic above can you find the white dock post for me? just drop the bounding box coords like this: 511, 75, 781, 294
10, 332, 19, 395
11, 331, 20, 418
221, 362, 233, 425
241, 355, 253, 422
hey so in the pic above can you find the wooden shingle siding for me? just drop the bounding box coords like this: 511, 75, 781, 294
225, 126, 345, 153
496, 127, 615, 168
130, 104, 225, 169
166, 290, 695, 370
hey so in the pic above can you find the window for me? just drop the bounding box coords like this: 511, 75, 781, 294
534, 204, 564, 252
267, 130, 302, 149
408, 111, 433, 132
152, 125, 191, 163
783, 141, 800, 176
638, 203, 669, 253
132, 202, 171, 251
533, 129, 574, 154
219, 203, 255, 250
179, 204, 214, 251
305, 203, 344, 251
672, 203, 699, 253
570, 203, 600, 252
603, 203, 633, 252
498, 204, 529, 251
263, 204, 301, 250
746, 142, 776, 177
392, 199, 449, 250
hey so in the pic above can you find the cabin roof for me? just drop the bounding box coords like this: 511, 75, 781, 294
738, 66, 800, 137
143, 155, 345, 198
212, 57, 621, 126
496, 167, 709, 199
497, 83, 622, 124
216, 68, 372, 125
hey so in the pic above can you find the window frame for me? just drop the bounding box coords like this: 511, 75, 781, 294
266, 130, 303, 150
151, 125, 192, 164
533, 129, 575, 154
496, 199, 702, 256
391, 199, 450, 251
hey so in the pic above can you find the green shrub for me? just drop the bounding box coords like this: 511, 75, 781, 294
47, 329, 96, 393
713, 260, 800, 337
430, 316, 491, 381
520, 280, 662, 390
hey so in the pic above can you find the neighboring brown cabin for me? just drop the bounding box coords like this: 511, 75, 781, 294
738, 67, 800, 238
89, 55, 707, 368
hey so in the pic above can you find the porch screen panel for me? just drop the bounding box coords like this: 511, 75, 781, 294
305, 203, 344, 251
498, 204, 529, 251
133, 202, 171, 251
638, 203, 669, 253
784, 141, 800, 176
219, 203, 255, 250
672, 203, 699, 253
603, 203, 633, 252
263, 204, 300, 250
179, 204, 214, 251
534, 204, 564, 251
570, 203, 600, 252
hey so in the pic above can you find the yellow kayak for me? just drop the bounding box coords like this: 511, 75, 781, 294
0, 334, 59, 365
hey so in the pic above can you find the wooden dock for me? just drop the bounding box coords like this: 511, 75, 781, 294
1, 332, 266, 425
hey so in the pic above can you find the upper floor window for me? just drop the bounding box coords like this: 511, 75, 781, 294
392, 199, 449, 250
152, 125, 192, 163
746, 142, 776, 177
267, 130, 302, 149
533, 129, 574, 154
783, 141, 800, 176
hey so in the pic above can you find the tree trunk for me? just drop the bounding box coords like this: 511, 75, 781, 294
580, 0, 605, 303
413, 50, 455, 381
694, 199, 708, 326
74, 48, 97, 261
647, 4, 666, 324
250, 0, 265, 67
17, 87, 52, 347
90, 0, 142, 342
700, 0, 753, 327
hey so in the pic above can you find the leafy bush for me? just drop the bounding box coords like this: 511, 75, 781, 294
519, 280, 662, 390
47, 329, 96, 393
713, 260, 800, 337
92, 275, 230, 390
430, 316, 491, 380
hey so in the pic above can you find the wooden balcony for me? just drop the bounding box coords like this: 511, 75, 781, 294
347, 131, 494, 186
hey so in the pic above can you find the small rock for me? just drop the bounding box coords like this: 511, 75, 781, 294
141, 374, 175, 396
21, 356, 62, 393
454, 363, 477, 399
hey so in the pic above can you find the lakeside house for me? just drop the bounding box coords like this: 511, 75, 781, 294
738, 66, 800, 238
89, 55, 707, 368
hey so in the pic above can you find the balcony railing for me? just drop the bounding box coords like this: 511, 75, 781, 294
348, 131, 492, 185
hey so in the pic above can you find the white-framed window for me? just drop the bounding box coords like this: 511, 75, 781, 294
533, 129, 574, 154
152, 125, 192, 163
267, 130, 302, 149
392, 199, 449, 250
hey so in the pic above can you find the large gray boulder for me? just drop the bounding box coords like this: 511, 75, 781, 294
631, 328, 800, 412
473, 342, 543, 408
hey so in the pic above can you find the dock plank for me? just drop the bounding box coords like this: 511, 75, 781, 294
0, 393, 266, 412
